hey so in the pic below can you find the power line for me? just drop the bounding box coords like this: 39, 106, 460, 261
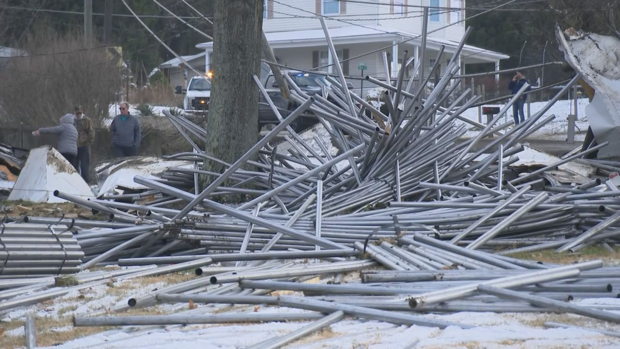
270, 0, 517, 71
4, 17, 206, 59
0, 4, 203, 19
0, 26, 197, 90
120, 0, 203, 76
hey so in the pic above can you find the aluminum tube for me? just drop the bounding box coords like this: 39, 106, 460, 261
380, 243, 439, 270
497, 240, 568, 255
75, 224, 161, 240
81, 232, 153, 269
53, 190, 132, 217
544, 322, 620, 338
260, 194, 317, 253
74, 313, 325, 327
478, 284, 620, 323
577, 179, 602, 190
125, 264, 281, 309
173, 98, 314, 220
0, 279, 106, 312
408, 235, 524, 270
557, 211, 620, 252
497, 144, 504, 191
407, 260, 602, 308
0, 282, 54, 300
278, 296, 471, 329
23, 216, 133, 228
450, 185, 532, 244
88, 198, 207, 218
240, 280, 450, 296
247, 311, 344, 349
156, 294, 278, 305
353, 242, 406, 270
25, 315, 36, 349
134, 177, 348, 250
466, 192, 549, 250
120, 249, 360, 266
463, 181, 503, 196
239, 203, 262, 261
210, 260, 376, 284
239, 144, 365, 210
440, 82, 530, 181
319, 18, 358, 121
315, 180, 323, 251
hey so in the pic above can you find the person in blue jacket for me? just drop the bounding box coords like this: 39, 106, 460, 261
508, 71, 531, 125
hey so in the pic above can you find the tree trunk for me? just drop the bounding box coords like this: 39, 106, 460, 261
204, 0, 263, 202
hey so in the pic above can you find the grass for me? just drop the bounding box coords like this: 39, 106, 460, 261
0, 316, 113, 348
0, 271, 200, 347
504, 246, 620, 265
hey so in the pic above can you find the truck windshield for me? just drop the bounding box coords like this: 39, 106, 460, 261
288, 73, 326, 88
189, 78, 211, 91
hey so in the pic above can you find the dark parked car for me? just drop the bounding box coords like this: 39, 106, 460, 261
259, 71, 354, 132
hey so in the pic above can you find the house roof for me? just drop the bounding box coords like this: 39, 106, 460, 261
196, 25, 509, 62
159, 52, 206, 69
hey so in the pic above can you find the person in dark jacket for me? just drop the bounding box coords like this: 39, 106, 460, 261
508, 71, 531, 125
74, 106, 95, 183
32, 113, 78, 167
110, 102, 141, 157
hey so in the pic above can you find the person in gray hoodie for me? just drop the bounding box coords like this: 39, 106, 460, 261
110, 102, 141, 157
32, 113, 78, 168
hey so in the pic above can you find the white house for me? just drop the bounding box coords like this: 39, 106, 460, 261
196, 0, 508, 96
159, 52, 206, 88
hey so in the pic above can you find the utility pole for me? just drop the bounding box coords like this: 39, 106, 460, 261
84, 0, 93, 47
104, 0, 113, 44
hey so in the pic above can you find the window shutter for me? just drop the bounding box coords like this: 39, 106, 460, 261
405, 0, 409, 15
268, 0, 274, 19
312, 51, 319, 71
343, 49, 349, 75
390, 0, 394, 14
340, 0, 346, 14
316, 0, 321, 14
447, 0, 450, 23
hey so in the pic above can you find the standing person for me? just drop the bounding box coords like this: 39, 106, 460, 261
74, 106, 95, 183
110, 102, 141, 157
32, 113, 78, 168
508, 71, 531, 125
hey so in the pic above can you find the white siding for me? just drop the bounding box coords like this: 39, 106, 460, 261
264, 0, 380, 33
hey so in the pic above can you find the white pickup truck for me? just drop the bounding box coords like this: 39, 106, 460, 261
175, 76, 211, 113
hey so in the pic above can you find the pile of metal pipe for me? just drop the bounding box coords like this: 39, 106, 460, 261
0, 223, 84, 277
5, 20, 620, 348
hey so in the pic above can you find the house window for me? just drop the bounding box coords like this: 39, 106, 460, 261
429, 0, 440, 22
319, 49, 344, 69
323, 0, 340, 15
395, 0, 405, 15
452, 0, 462, 23
263, 0, 267, 18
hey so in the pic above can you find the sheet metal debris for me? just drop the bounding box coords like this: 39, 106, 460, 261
7, 146, 93, 203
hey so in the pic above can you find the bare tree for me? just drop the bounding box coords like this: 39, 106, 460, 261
203, 0, 263, 202
0, 30, 121, 128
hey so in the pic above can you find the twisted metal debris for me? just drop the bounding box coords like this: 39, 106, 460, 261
2, 22, 620, 347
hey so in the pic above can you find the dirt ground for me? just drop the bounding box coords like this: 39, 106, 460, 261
0, 201, 109, 220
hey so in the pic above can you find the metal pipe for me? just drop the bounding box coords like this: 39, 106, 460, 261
407, 260, 602, 308
278, 295, 472, 329
478, 284, 620, 323
74, 313, 326, 327
247, 311, 344, 349
466, 192, 549, 250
